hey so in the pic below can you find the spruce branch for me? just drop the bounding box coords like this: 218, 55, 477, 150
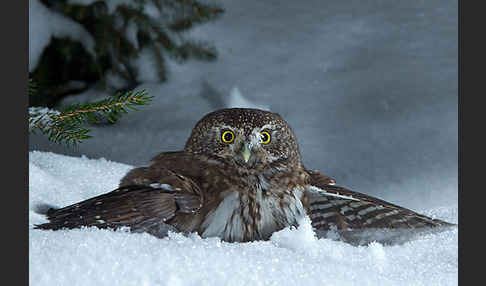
30, 0, 223, 107
29, 89, 152, 147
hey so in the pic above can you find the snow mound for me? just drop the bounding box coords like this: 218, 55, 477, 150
270, 216, 318, 254
227, 87, 270, 110
29, 151, 457, 286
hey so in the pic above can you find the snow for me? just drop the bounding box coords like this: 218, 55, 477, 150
125, 20, 139, 49
29, 0, 95, 71
227, 87, 270, 111
270, 216, 319, 254
28, 107, 61, 130
29, 151, 457, 286
133, 47, 163, 83
67, 0, 138, 14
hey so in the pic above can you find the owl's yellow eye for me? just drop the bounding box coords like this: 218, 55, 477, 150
221, 130, 235, 143
260, 131, 271, 144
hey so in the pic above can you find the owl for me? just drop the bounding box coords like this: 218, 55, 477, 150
35, 108, 453, 245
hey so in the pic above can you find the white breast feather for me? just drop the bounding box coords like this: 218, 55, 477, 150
201, 180, 306, 241
201, 191, 240, 239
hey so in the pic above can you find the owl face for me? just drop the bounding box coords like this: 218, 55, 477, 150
184, 108, 302, 170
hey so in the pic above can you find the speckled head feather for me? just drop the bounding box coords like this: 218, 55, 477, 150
184, 108, 302, 169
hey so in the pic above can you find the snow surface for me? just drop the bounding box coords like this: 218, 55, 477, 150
29, 151, 457, 286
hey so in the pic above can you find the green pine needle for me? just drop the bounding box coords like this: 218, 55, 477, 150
29, 89, 152, 148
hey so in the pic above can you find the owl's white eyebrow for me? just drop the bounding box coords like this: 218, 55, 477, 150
217, 125, 234, 131
260, 124, 274, 130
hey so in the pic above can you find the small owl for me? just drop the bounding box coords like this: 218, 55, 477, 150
35, 108, 453, 244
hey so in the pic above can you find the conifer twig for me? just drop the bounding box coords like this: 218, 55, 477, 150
29, 89, 152, 148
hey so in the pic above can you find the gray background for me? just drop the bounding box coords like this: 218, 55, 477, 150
29, 0, 457, 211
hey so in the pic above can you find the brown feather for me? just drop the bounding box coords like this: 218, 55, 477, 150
304, 170, 454, 244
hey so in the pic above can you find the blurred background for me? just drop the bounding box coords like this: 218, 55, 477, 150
29, 0, 457, 211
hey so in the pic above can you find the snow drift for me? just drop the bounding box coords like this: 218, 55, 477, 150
29, 151, 457, 286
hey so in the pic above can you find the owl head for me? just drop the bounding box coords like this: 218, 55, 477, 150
184, 108, 302, 170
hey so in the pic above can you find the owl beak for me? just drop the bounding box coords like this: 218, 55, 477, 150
239, 142, 252, 163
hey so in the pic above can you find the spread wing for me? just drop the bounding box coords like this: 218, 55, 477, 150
35, 152, 213, 237
304, 170, 454, 244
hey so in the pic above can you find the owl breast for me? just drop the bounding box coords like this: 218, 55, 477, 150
200, 186, 306, 242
